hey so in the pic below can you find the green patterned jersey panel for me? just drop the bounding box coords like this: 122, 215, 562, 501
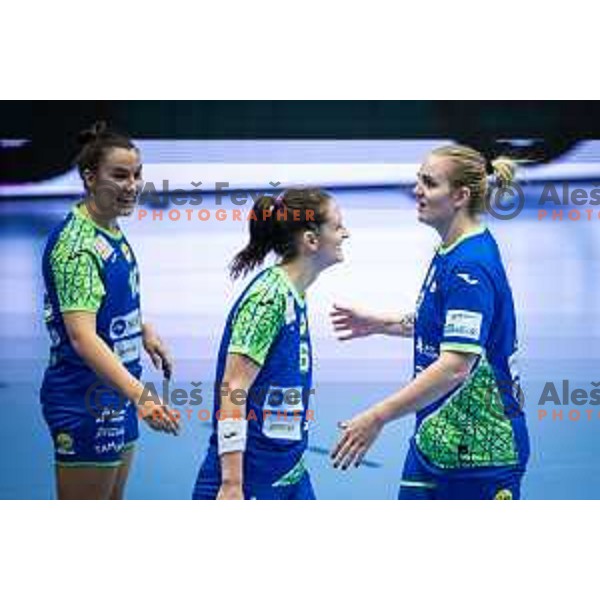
49, 211, 106, 313
415, 358, 518, 469
228, 268, 288, 366
272, 457, 307, 487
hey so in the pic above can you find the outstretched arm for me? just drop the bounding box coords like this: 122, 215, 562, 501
331, 350, 478, 469
331, 304, 415, 340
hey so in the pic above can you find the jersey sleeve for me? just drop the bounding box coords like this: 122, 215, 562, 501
51, 249, 105, 313
228, 281, 287, 367
440, 262, 494, 355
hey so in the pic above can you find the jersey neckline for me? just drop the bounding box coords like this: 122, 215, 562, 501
437, 224, 487, 256
272, 265, 306, 307
73, 203, 123, 241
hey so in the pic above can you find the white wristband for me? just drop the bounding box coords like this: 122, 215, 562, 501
218, 418, 247, 455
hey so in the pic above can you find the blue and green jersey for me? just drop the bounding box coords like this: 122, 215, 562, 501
412, 226, 530, 472
209, 265, 313, 486
41, 204, 143, 402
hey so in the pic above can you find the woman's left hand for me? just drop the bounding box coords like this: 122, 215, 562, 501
331, 407, 385, 470
142, 324, 173, 379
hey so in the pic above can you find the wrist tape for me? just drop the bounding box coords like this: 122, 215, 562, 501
217, 418, 247, 455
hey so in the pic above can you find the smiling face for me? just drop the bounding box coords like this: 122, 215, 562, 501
319, 199, 350, 265
303, 198, 350, 270
414, 153, 469, 230
85, 147, 143, 218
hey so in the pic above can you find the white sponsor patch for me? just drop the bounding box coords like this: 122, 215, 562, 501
262, 417, 302, 441
444, 310, 482, 341
262, 385, 304, 441
109, 308, 142, 340
94, 235, 114, 261
114, 337, 141, 364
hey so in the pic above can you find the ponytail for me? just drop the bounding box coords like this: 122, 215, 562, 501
229, 188, 332, 279
229, 195, 279, 279
490, 156, 517, 189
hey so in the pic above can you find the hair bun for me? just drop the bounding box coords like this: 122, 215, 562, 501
491, 156, 516, 188
76, 121, 109, 146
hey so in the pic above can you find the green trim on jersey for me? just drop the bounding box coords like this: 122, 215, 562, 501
272, 457, 307, 487
440, 342, 483, 355
50, 207, 111, 313
56, 460, 123, 468
228, 267, 292, 366
75, 204, 123, 240
437, 225, 487, 256
400, 479, 437, 489
273, 265, 305, 307
415, 357, 518, 469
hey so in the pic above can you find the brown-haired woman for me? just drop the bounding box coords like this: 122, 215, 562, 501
193, 188, 349, 499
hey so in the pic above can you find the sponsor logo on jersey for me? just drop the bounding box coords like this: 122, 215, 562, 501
95, 427, 125, 439
114, 337, 141, 364
444, 310, 483, 341
263, 386, 305, 441
94, 440, 125, 455
56, 432, 75, 455
263, 419, 302, 441
109, 309, 142, 341
265, 386, 304, 409
494, 489, 513, 500
95, 408, 126, 424
416, 337, 439, 360
456, 272, 480, 285
94, 235, 114, 261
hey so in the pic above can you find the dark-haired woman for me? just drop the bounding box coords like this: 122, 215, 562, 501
192, 189, 349, 500
40, 122, 179, 500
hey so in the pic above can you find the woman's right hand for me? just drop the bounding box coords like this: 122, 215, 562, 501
330, 303, 383, 341
217, 482, 244, 500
